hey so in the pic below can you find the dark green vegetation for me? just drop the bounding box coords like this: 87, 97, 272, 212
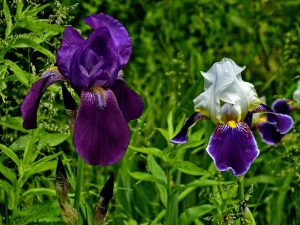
0, 0, 300, 224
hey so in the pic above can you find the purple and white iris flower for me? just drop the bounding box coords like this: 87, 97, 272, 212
171, 58, 293, 176
21, 13, 144, 166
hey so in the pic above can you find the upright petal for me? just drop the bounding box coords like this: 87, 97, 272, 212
56, 27, 85, 80
207, 122, 259, 176
110, 79, 143, 121
21, 68, 65, 129
193, 58, 260, 123
84, 13, 132, 65
74, 90, 130, 165
256, 122, 283, 145
293, 81, 300, 104
171, 112, 208, 144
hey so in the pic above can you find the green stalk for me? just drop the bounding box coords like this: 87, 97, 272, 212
237, 176, 245, 225
238, 176, 244, 199
74, 157, 84, 212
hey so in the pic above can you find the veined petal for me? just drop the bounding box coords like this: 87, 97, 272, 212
21, 68, 65, 129
110, 79, 144, 121
74, 90, 130, 165
84, 13, 132, 65
251, 104, 293, 134
207, 122, 259, 176
256, 122, 283, 145
272, 99, 291, 114
171, 112, 208, 144
266, 113, 293, 134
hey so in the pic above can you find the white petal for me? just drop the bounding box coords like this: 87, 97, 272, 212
293, 81, 300, 104
194, 58, 260, 123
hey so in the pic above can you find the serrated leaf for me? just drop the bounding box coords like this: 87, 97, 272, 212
11, 38, 54, 60
185, 179, 233, 188
11, 200, 60, 225
16, 0, 24, 20
22, 188, 56, 198
15, 19, 63, 36
39, 132, 69, 147
0, 180, 15, 210
4, 60, 31, 86
22, 154, 60, 184
129, 171, 167, 186
171, 161, 208, 176
147, 155, 166, 183
0, 116, 29, 133
0, 162, 17, 184
129, 146, 162, 158
179, 205, 215, 225
156, 128, 170, 143
245, 175, 280, 186
147, 156, 167, 206
3, 0, 13, 38
0, 143, 20, 166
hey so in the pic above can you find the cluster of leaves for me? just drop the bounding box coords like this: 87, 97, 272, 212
0, 0, 300, 224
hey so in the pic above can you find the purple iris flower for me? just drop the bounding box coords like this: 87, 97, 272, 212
21, 13, 144, 165
255, 99, 293, 145
171, 58, 293, 176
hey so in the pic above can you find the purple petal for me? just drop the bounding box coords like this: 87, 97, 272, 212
171, 113, 207, 144
21, 68, 65, 129
83, 27, 121, 86
272, 99, 291, 114
74, 90, 130, 165
56, 27, 85, 80
251, 104, 293, 134
207, 122, 259, 176
84, 13, 132, 65
266, 113, 293, 134
244, 112, 253, 128
251, 104, 271, 113
110, 79, 143, 121
256, 122, 283, 145
61, 84, 77, 110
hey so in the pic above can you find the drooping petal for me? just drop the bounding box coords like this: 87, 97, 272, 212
110, 79, 143, 121
74, 90, 130, 165
84, 13, 132, 65
171, 112, 208, 144
61, 84, 77, 111
251, 104, 293, 134
272, 99, 291, 114
21, 68, 65, 129
256, 122, 283, 145
266, 113, 293, 134
207, 122, 259, 176
244, 112, 253, 128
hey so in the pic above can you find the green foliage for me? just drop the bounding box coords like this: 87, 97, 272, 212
0, 0, 300, 224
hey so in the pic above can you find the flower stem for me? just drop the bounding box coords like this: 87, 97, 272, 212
237, 176, 245, 225
238, 176, 244, 199
74, 157, 84, 212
